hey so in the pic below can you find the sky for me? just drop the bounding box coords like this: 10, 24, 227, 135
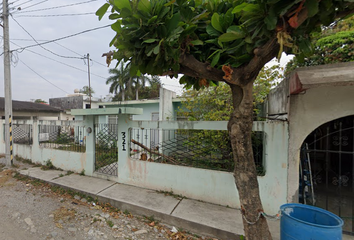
0, 0, 184, 102
0, 0, 291, 103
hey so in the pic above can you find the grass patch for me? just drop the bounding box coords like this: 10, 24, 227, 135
66, 171, 74, 176
14, 155, 33, 165
0, 163, 5, 172
41, 159, 57, 171
156, 190, 185, 200
106, 219, 114, 228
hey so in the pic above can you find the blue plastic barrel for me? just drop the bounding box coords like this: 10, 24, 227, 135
280, 203, 343, 240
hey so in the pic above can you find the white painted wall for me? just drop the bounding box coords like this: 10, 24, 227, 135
287, 85, 354, 202
118, 120, 289, 214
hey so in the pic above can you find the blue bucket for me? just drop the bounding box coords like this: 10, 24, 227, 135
280, 203, 344, 240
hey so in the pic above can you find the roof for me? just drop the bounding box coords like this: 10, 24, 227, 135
0, 97, 62, 113
289, 62, 354, 94
101, 97, 185, 107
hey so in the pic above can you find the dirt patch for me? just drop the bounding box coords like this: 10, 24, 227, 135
53, 206, 77, 228
0, 169, 14, 187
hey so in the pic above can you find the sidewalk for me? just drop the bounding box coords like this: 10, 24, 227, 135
19, 167, 280, 240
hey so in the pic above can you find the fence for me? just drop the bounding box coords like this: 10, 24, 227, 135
13, 123, 33, 145
94, 123, 118, 175
129, 128, 265, 175
39, 122, 86, 152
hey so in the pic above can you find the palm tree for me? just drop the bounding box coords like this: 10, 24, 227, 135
133, 75, 152, 100
106, 63, 130, 101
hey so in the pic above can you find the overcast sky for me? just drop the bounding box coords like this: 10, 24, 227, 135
0, 0, 291, 103
0, 0, 184, 103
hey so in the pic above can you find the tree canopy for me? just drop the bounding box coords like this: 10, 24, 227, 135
286, 15, 354, 73
34, 99, 47, 104
80, 86, 95, 97
97, 0, 354, 89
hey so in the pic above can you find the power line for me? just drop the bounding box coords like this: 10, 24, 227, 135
7, 24, 111, 54
8, 39, 107, 79
11, 0, 34, 9
10, 15, 84, 59
19, 58, 70, 95
3, 37, 108, 67
15, 12, 95, 17
12, 0, 97, 14
54, 42, 107, 67
19, 0, 48, 11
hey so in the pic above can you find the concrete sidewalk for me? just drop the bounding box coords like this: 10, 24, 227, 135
19, 168, 353, 240
19, 167, 280, 240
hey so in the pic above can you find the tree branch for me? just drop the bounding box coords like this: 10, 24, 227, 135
178, 54, 228, 83
233, 38, 279, 86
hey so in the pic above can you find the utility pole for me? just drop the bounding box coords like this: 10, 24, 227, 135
86, 53, 91, 108
2, 0, 13, 166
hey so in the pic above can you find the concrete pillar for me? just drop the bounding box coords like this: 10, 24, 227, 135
84, 115, 95, 176
0, 119, 5, 154
117, 114, 130, 181
159, 87, 176, 121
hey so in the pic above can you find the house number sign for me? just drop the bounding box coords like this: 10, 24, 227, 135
121, 132, 126, 151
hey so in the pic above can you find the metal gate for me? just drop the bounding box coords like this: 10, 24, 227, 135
300, 115, 354, 235
94, 124, 118, 176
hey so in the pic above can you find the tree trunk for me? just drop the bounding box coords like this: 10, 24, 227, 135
228, 83, 272, 240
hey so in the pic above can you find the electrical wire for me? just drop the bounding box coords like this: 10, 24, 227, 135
8, 39, 107, 79
5, 24, 111, 55
19, 58, 71, 95
11, 15, 84, 59
15, 12, 95, 17
12, 0, 97, 14
3, 37, 108, 67
54, 42, 107, 67
19, 0, 48, 11
11, 0, 34, 10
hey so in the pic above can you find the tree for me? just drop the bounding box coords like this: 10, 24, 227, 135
80, 86, 95, 97
180, 64, 282, 121
106, 62, 131, 101
97, 1, 354, 239
286, 15, 354, 74
136, 75, 161, 99
34, 99, 47, 104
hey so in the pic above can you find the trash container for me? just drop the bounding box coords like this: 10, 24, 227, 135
280, 203, 343, 240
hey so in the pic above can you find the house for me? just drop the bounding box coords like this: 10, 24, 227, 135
0, 97, 62, 120
100, 87, 183, 123
49, 89, 103, 120
266, 61, 354, 234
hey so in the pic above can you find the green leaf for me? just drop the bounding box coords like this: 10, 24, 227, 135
298, 39, 313, 56
153, 45, 160, 55
138, 0, 151, 13
96, 3, 110, 20
111, 20, 122, 32
227, 25, 244, 34
148, 15, 158, 24
206, 25, 220, 37
232, 3, 248, 14
211, 13, 223, 32
143, 39, 159, 43
164, 0, 176, 7
190, 40, 203, 45
114, 0, 131, 12
219, 32, 244, 42
109, 13, 120, 20
233, 3, 259, 14
304, 0, 319, 17
166, 13, 181, 35
264, 14, 277, 30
